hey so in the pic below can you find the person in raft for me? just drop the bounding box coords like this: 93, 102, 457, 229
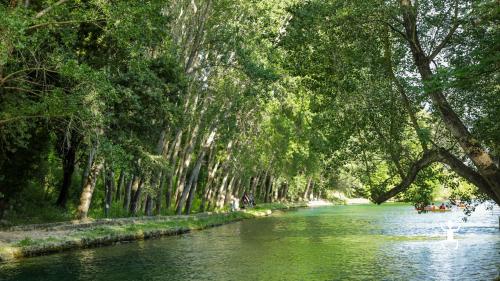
439, 203, 446, 210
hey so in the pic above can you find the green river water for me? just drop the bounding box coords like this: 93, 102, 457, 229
1, 204, 499, 280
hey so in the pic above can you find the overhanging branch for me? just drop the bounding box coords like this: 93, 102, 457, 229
371, 149, 442, 204
371, 148, 500, 205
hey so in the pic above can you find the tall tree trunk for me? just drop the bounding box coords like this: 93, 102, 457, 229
224, 175, 236, 207
115, 169, 125, 202
199, 160, 219, 212
130, 179, 143, 216
166, 131, 183, 209
166, 172, 174, 210
258, 170, 269, 201
265, 175, 273, 203
123, 174, 134, 211
251, 173, 260, 196
399, 0, 500, 201
174, 103, 208, 206
206, 178, 218, 211
200, 185, 212, 212
216, 172, 230, 209
185, 166, 202, 215
76, 160, 103, 220
303, 177, 312, 201
199, 143, 217, 212
80, 146, 95, 190
151, 129, 167, 215
184, 0, 212, 73
273, 179, 279, 202
177, 129, 216, 214
104, 168, 114, 218
56, 140, 77, 208
282, 182, 289, 201
156, 172, 166, 215
145, 195, 153, 216
177, 151, 205, 214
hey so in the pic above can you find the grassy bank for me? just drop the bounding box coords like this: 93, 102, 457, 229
0, 202, 306, 262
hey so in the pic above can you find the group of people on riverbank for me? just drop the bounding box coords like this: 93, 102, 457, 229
230, 192, 255, 212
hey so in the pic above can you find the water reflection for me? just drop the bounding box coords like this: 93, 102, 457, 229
0, 204, 498, 281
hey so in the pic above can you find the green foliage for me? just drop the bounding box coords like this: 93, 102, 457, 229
16, 237, 36, 247
0, 0, 497, 222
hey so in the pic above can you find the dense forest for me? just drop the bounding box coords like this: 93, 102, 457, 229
0, 0, 498, 224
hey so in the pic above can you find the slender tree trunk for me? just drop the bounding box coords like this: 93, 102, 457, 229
399, 0, 500, 201
166, 131, 183, 209
237, 177, 247, 198
81, 146, 95, 190
311, 181, 316, 199
206, 174, 223, 211
258, 170, 269, 201
199, 144, 217, 212
145, 195, 153, 216
251, 173, 260, 196
177, 129, 216, 214
200, 185, 212, 212
150, 129, 166, 215
115, 170, 125, 202
206, 183, 215, 211
56, 141, 77, 208
273, 179, 279, 202
76, 160, 103, 220
303, 177, 312, 201
200, 158, 220, 211
123, 174, 134, 211
185, 165, 203, 215
216, 172, 230, 209
233, 176, 242, 199
166, 172, 174, 210
178, 150, 205, 214
224, 175, 236, 207
156, 172, 166, 215
104, 169, 114, 218
130, 179, 143, 216
265, 175, 273, 203
184, 0, 212, 73
175, 107, 207, 206
282, 182, 289, 201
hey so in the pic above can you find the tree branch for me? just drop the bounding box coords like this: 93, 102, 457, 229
372, 148, 500, 205
428, 22, 460, 61
0, 68, 57, 84
428, 0, 460, 61
35, 0, 69, 19
382, 21, 408, 40
27, 19, 104, 31
371, 149, 442, 204
439, 149, 500, 205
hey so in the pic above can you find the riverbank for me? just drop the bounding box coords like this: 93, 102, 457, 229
0, 202, 307, 262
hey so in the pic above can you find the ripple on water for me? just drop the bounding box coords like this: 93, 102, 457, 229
0, 204, 499, 281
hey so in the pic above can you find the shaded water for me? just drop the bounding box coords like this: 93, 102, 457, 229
1, 204, 499, 281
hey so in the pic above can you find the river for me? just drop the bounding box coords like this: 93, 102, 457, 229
1, 203, 499, 280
